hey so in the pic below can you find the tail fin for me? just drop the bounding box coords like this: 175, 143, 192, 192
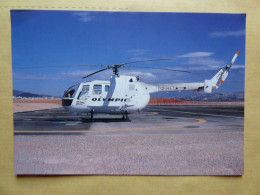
203, 51, 239, 93
211, 51, 239, 89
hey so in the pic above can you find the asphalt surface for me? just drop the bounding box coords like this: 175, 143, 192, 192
13, 105, 244, 175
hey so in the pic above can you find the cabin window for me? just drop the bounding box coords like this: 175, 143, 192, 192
78, 85, 90, 99
105, 85, 110, 92
82, 85, 90, 92
93, 85, 102, 95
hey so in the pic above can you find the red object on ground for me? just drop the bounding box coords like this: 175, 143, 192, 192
148, 98, 193, 105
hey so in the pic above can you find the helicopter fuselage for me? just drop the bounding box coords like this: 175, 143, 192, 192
62, 75, 156, 115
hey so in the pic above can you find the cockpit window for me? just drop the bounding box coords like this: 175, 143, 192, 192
93, 85, 102, 95
63, 84, 79, 98
78, 85, 90, 99
82, 85, 90, 92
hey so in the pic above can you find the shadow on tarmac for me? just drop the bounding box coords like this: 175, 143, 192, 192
80, 118, 131, 123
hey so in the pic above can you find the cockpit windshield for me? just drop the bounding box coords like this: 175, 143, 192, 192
63, 84, 79, 98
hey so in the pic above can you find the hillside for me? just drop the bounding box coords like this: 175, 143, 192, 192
177, 92, 244, 102
13, 90, 55, 98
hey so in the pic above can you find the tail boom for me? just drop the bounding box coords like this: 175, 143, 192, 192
146, 51, 239, 94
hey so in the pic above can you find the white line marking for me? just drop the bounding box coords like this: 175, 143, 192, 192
146, 108, 244, 119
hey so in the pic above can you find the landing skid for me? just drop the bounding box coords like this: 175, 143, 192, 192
90, 110, 94, 121
80, 110, 130, 121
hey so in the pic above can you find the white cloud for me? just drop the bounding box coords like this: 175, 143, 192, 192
177, 51, 230, 70
121, 70, 157, 80
209, 29, 245, 38
231, 65, 245, 69
126, 49, 172, 64
60, 70, 89, 77
177, 51, 245, 71
127, 49, 147, 56
180, 57, 245, 71
72, 12, 95, 22
13, 72, 59, 80
128, 57, 151, 61
60, 69, 113, 80
184, 57, 225, 68
178, 52, 214, 58
127, 49, 148, 61
120, 69, 191, 84
13, 69, 110, 81
59, 69, 158, 82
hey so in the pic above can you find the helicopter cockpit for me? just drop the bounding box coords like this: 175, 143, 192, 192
62, 84, 80, 107
63, 84, 79, 98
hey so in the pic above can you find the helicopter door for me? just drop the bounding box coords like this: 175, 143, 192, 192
93, 85, 102, 95
77, 85, 90, 100
90, 84, 102, 106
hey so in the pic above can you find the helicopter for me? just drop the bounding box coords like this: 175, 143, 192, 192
59, 51, 239, 119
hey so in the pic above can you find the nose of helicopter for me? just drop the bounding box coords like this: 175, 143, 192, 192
62, 99, 77, 113
62, 98, 73, 106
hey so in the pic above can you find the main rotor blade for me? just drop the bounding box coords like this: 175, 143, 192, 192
126, 65, 191, 73
19, 64, 106, 69
82, 67, 110, 79
118, 58, 172, 66
20, 58, 172, 70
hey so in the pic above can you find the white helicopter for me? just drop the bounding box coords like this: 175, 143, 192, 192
60, 51, 239, 119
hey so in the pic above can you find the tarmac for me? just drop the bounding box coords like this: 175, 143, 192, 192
13, 105, 244, 175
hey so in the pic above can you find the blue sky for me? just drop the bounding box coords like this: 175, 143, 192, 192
11, 10, 246, 97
